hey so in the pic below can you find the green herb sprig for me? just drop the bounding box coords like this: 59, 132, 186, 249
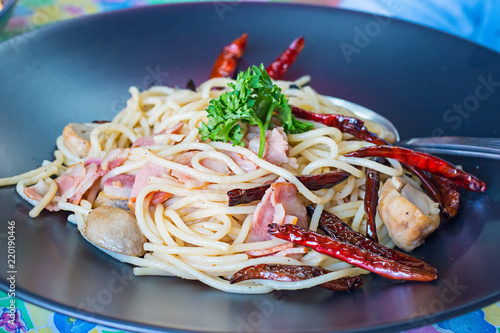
199, 64, 313, 157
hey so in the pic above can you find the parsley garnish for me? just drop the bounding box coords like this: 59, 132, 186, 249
199, 64, 313, 157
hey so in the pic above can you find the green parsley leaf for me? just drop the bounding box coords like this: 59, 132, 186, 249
199, 64, 313, 157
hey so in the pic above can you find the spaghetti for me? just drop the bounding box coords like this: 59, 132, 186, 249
1, 76, 414, 294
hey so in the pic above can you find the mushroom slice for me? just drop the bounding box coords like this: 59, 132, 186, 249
378, 176, 440, 252
93, 191, 130, 211
63, 123, 97, 158
85, 206, 147, 257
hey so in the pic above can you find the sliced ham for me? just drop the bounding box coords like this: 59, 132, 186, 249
23, 180, 60, 211
170, 151, 206, 189
84, 157, 102, 168
25, 149, 129, 212
132, 122, 184, 148
130, 162, 164, 199
103, 174, 136, 199
150, 191, 171, 205
173, 151, 231, 182
248, 127, 291, 166
245, 180, 308, 243
164, 122, 185, 135
131, 136, 156, 148
101, 148, 130, 171
224, 151, 258, 172
199, 157, 231, 175
56, 162, 101, 204
128, 162, 171, 209
246, 242, 293, 257
274, 246, 308, 257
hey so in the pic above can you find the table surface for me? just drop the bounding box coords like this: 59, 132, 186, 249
1, 1, 500, 333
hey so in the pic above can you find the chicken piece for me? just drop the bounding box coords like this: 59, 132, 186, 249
85, 206, 147, 257
62, 123, 97, 158
378, 176, 440, 252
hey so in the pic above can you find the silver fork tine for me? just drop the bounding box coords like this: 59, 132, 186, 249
327, 96, 500, 160
398, 137, 500, 159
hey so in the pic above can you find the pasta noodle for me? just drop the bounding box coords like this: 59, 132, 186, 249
0, 76, 409, 294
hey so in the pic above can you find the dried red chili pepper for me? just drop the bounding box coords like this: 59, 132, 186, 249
229, 264, 363, 291
429, 173, 460, 219
345, 146, 486, 192
290, 105, 388, 145
227, 170, 350, 206
405, 165, 443, 206
364, 168, 380, 242
297, 169, 351, 191
268, 223, 437, 281
290, 105, 443, 205
266, 37, 305, 80
309, 207, 436, 274
209, 33, 248, 79
228, 185, 269, 207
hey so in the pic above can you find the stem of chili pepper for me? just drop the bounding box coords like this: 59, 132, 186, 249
227, 170, 350, 206
307, 207, 437, 274
266, 37, 305, 80
229, 264, 363, 291
364, 168, 380, 243
268, 223, 437, 281
209, 33, 248, 79
186, 78, 196, 92
345, 146, 486, 192
429, 173, 460, 219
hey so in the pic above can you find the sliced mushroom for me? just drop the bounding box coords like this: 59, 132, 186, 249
93, 191, 130, 210
63, 123, 97, 158
378, 176, 440, 252
85, 206, 147, 257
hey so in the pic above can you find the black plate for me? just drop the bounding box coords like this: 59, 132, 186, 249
1, 2, 499, 332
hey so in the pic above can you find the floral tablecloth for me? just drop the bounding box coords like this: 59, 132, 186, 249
1, 0, 500, 332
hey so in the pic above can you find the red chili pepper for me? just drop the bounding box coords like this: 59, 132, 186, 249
268, 223, 437, 281
345, 146, 486, 192
429, 173, 460, 219
364, 168, 380, 242
406, 165, 443, 207
290, 105, 388, 145
227, 170, 350, 206
290, 106, 443, 205
229, 264, 363, 291
209, 33, 248, 79
311, 208, 437, 274
266, 37, 305, 80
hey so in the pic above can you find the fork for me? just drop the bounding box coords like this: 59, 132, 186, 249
397, 137, 500, 159
327, 96, 500, 160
